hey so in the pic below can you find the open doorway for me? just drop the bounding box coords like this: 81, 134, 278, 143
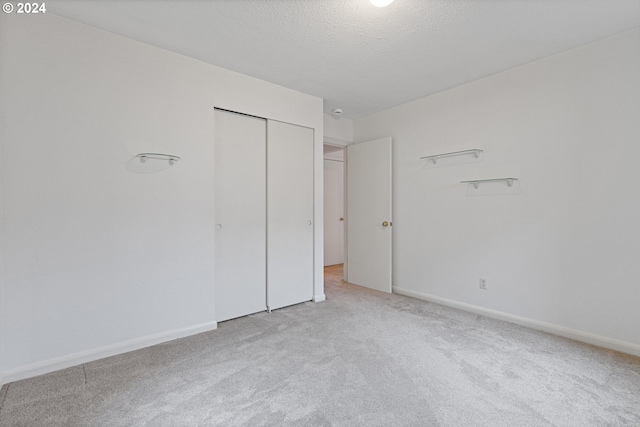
323, 144, 345, 268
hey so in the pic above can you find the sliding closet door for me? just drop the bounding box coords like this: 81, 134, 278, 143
214, 109, 267, 322
267, 121, 314, 310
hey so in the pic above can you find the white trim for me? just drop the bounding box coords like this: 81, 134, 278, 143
0, 321, 218, 387
323, 136, 351, 147
324, 153, 344, 162
393, 287, 640, 358
313, 293, 326, 302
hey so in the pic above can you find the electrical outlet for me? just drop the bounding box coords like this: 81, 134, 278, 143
479, 277, 488, 290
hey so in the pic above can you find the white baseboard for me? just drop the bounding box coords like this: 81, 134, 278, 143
0, 320, 218, 387
313, 293, 326, 302
393, 287, 640, 358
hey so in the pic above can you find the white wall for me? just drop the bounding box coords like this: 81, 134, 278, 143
0, 13, 323, 384
323, 113, 353, 146
353, 29, 640, 355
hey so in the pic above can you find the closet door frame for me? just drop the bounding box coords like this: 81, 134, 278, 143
213, 108, 316, 320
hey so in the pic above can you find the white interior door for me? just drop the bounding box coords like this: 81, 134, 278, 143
267, 120, 314, 310
323, 157, 344, 266
346, 137, 392, 293
214, 109, 267, 321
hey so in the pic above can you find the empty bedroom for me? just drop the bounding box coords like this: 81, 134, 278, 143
1, 0, 639, 425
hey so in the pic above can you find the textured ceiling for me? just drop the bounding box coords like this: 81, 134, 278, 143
50, 0, 640, 120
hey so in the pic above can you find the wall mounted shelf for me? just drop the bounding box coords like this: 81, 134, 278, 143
420, 149, 483, 164
137, 153, 181, 165
461, 178, 518, 189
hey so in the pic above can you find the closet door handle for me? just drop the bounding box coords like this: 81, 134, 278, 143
215, 224, 222, 230
308, 220, 312, 225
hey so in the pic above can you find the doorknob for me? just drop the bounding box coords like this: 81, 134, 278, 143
308, 220, 312, 225
382, 221, 389, 227
339, 217, 344, 221
215, 224, 222, 230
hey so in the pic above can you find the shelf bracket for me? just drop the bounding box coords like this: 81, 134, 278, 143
137, 153, 181, 166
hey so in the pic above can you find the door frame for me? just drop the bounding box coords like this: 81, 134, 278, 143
322, 142, 346, 270
214, 106, 324, 318
323, 139, 350, 280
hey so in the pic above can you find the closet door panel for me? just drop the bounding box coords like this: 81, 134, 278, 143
267, 121, 314, 310
214, 110, 267, 322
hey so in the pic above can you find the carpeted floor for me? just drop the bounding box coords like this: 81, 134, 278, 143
1, 264, 639, 426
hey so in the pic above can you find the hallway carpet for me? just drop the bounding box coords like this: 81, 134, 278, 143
1, 265, 639, 426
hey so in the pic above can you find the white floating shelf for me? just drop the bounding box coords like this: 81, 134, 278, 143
461, 178, 518, 189
420, 149, 483, 164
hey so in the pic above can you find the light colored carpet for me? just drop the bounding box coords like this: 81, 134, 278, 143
1, 264, 639, 426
